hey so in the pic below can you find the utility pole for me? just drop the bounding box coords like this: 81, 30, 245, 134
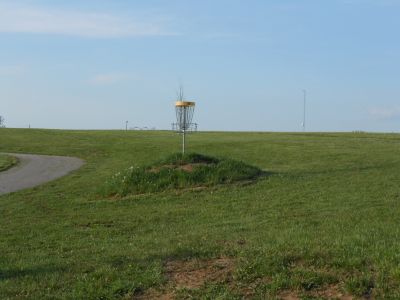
303, 89, 307, 132
125, 121, 128, 131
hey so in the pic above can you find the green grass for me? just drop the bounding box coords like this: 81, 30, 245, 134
1, 129, 400, 299
0, 154, 17, 172
103, 152, 263, 196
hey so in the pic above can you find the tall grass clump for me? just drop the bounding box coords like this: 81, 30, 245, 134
104, 153, 263, 196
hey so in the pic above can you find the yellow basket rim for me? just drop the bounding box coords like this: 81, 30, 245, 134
175, 101, 195, 107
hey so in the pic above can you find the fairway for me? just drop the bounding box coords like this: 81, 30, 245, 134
1, 129, 400, 299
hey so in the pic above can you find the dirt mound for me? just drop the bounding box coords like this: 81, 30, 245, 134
105, 152, 263, 196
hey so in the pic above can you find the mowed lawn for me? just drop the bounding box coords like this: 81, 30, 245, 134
1, 129, 400, 299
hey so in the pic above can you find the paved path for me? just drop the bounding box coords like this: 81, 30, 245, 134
0, 153, 84, 195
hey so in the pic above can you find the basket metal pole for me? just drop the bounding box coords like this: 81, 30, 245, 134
182, 129, 185, 154
182, 106, 186, 154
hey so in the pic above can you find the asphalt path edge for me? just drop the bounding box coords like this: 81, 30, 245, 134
0, 153, 84, 195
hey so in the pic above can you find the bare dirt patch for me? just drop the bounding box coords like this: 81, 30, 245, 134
165, 257, 235, 289
135, 257, 235, 299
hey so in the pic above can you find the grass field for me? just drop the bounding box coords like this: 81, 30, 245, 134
1, 129, 400, 299
0, 154, 17, 172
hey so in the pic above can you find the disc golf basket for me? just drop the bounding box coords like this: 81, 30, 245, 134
172, 101, 196, 154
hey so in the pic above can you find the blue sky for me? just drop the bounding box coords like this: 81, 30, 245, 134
1, 0, 400, 131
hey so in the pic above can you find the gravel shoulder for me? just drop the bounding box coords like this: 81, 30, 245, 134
0, 153, 84, 195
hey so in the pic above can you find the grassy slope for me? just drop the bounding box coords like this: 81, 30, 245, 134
1, 129, 400, 299
0, 154, 17, 172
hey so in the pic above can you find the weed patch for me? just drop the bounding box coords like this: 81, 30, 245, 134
345, 274, 375, 298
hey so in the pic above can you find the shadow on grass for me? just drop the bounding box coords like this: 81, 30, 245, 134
108, 246, 221, 270
280, 163, 396, 180
0, 265, 65, 280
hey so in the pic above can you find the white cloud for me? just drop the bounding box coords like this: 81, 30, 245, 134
89, 73, 130, 85
368, 106, 400, 120
0, 3, 173, 38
